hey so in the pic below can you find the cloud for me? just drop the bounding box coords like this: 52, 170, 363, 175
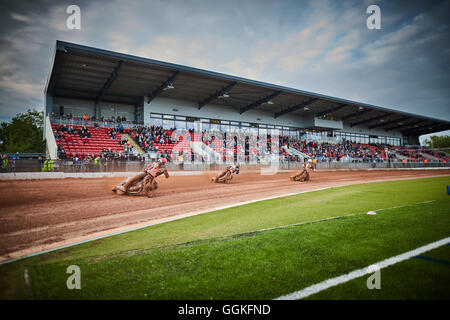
10, 12, 30, 22
0, 0, 448, 125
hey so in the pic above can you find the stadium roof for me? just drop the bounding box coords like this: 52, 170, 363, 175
46, 40, 450, 137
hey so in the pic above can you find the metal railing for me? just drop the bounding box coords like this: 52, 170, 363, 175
2, 157, 449, 174
50, 117, 141, 129
0, 159, 146, 173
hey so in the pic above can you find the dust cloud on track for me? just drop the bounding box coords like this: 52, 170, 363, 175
1, 169, 449, 262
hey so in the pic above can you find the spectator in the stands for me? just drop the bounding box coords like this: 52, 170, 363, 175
58, 144, 66, 159
109, 129, 117, 140
66, 134, 74, 144
117, 122, 124, 133
1, 154, 8, 172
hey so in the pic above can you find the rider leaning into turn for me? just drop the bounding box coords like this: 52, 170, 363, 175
291, 159, 314, 181
118, 157, 169, 193
212, 163, 240, 182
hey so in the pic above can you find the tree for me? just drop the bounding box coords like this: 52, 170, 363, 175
0, 109, 46, 153
423, 135, 450, 149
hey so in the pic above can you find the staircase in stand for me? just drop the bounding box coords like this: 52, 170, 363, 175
121, 133, 149, 160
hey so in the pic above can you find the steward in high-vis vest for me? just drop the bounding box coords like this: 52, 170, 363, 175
42, 159, 54, 172
93, 156, 100, 168
1, 155, 8, 172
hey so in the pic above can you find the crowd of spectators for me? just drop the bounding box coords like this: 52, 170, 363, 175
284, 138, 386, 163
397, 149, 424, 162
54, 124, 141, 160
129, 125, 176, 154
124, 124, 391, 163
54, 124, 91, 144
49, 120, 450, 165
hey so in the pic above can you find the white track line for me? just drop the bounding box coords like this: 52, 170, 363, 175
219, 200, 437, 239
274, 236, 450, 300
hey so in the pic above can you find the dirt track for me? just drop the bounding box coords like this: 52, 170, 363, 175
1, 169, 449, 262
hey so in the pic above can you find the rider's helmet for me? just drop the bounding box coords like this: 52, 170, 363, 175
235, 163, 240, 168
159, 157, 167, 165
308, 159, 313, 163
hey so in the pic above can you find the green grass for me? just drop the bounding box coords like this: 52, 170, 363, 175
0, 176, 449, 299
307, 245, 450, 300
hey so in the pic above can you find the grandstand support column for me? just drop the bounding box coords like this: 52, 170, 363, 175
44, 92, 53, 140
45, 115, 57, 160
95, 103, 101, 120
135, 97, 144, 123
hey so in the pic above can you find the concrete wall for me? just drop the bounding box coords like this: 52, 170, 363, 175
303, 113, 343, 130
341, 123, 403, 141
52, 97, 136, 121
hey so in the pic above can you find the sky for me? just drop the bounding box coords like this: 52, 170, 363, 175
0, 0, 449, 143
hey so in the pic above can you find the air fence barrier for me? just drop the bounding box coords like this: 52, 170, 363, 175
1, 158, 449, 176
0, 159, 146, 173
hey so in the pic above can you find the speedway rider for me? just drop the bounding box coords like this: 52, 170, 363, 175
290, 159, 314, 181
212, 163, 240, 182
118, 157, 169, 193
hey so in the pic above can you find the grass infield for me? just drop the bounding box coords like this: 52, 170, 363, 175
0, 176, 449, 299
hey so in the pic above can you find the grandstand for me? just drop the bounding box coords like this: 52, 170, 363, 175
42, 40, 450, 168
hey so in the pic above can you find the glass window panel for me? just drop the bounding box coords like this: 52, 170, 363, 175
162, 119, 175, 129
249, 127, 258, 136
210, 123, 220, 131
150, 118, 162, 127
186, 121, 195, 130
175, 121, 186, 130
